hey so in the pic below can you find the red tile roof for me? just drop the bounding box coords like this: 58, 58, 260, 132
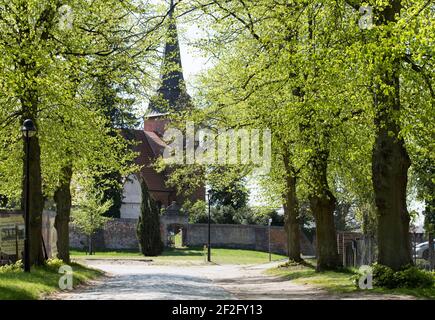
121, 122, 205, 206
144, 131, 166, 157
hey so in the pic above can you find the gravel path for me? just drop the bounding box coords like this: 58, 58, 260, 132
50, 260, 416, 300
54, 260, 233, 300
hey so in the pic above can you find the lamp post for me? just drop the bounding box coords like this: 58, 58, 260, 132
207, 190, 211, 262
268, 218, 272, 262
21, 119, 36, 272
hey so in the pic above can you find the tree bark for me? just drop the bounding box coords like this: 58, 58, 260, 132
309, 150, 341, 271
22, 119, 45, 266
54, 164, 73, 263
310, 193, 341, 271
370, 0, 413, 271
372, 112, 412, 269
282, 153, 302, 262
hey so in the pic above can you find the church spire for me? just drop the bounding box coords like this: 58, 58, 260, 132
148, 0, 190, 114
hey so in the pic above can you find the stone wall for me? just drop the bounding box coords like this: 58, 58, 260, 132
185, 223, 315, 256
70, 218, 315, 256
70, 218, 140, 250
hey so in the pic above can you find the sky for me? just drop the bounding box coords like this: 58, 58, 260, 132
178, 25, 209, 89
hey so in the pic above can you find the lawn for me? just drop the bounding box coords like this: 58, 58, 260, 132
266, 260, 435, 299
0, 260, 103, 300
71, 247, 287, 265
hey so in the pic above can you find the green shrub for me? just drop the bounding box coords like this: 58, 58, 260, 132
0, 260, 23, 273
372, 263, 397, 288
45, 258, 65, 270
371, 263, 434, 289
0, 259, 70, 274
136, 176, 163, 256
394, 266, 434, 288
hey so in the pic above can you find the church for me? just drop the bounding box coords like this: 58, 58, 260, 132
119, 2, 205, 219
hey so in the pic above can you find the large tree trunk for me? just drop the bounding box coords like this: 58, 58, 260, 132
372, 115, 412, 270
309, 150, 341, 271
22, 118, 45, 266
54, 165, 73, 263
282, 154, 301, 262
371, 1, 412, 270
310, 192, 341, 271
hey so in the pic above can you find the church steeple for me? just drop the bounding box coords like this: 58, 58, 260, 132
148, 0, 190, 114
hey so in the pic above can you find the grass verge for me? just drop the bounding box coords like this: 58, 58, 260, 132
266, 260, 435, 299
0, 259, 103, 300
266, 260, 357, 293
71, 247, 287, 265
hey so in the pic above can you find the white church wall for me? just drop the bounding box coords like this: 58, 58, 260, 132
120, 174, 141, 219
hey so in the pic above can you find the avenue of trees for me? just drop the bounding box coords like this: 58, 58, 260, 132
0, 0, 433, 272
159, 0, 434, 271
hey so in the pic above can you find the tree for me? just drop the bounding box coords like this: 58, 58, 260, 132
72, 191, 112, 255
209, 175, 249, 210
183, 0, 434, 271
282, 151, 302, 262
137, 176, 163, 256
181, 0, 356, 269
366, 0, 412, 270
344, 0, 434, 269
185, 200, 207, 223
0, 0, 167, 265
149, 0, 434, 271
90, 71, 140, 219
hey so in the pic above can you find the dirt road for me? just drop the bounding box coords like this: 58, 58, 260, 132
51, 260, 415, 300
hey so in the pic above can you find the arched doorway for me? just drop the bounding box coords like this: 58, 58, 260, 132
166, 223, 186, 248
160, 202, 188, 247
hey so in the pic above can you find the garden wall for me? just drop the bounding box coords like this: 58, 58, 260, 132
69, 218, 315, 256
70, 218, 139, 250
185, 223, 315, 256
